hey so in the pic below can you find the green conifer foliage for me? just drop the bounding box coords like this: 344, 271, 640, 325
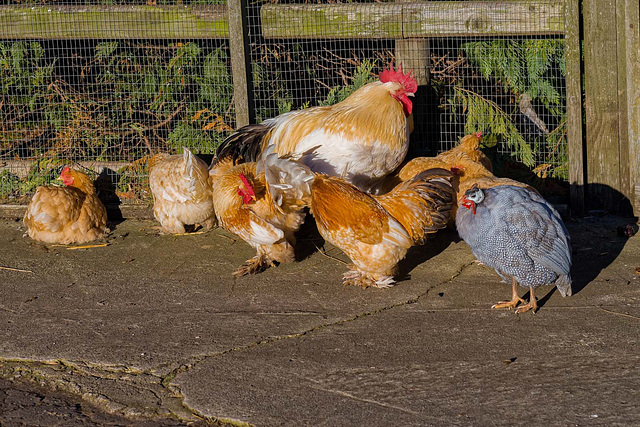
448, 39, 567, 179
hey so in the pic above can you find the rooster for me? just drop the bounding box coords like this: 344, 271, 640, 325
262, 154, 454, 288
215, 64, 417, 193
148, 148, 216, 234
209, 157, 308, 276
24, 167, 108, 244
456, 185, 572, 313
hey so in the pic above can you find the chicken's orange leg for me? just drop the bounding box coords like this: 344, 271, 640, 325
232, 254, 274, 277
514, 287, 537, 314
491, 277, 525, 310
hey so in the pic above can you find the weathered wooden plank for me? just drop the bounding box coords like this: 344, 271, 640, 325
0, 160, 131, 179
403, 1, 565, 37
564, 0, 584, 215
0, 5, 228, 39
622, 0, 640, 217
261, 3, 403, 39
261, 1, 564, 39
583, 0, 623, 212
227, 0, 254, 127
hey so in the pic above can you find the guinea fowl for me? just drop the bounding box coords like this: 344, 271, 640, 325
455, 185, 572, 313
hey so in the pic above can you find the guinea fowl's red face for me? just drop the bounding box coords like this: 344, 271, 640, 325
460, 187, 485, 215
460, 195, 477, 215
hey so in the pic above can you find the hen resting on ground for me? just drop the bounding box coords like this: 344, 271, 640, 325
262, 154, 454, 288
24, 167, 107, 244
210, 157, 307, 276
148, 148, 216, 234
456, 185, 572, 313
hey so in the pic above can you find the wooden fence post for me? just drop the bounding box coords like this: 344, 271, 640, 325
227, 0, 255, 128
395, 0, 429, 86
395, 38, 430, 86
583, 0, 639, 216
565, 0, 585, 216
621, 0, 640, 216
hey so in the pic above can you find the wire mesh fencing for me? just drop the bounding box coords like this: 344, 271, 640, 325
1, 0, 570, 205
0, 1, 234, 204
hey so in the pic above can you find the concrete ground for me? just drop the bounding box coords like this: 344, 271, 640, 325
0, 211, 638, 426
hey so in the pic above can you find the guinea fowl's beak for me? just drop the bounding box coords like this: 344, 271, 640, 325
407, 92, 415, 97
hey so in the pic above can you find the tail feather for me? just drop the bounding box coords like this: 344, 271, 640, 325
376, 168, 454, 244
555, 274, 572, 297
215, 123, 271, 165
259, 152, 315, 210
183, 147, 195, 182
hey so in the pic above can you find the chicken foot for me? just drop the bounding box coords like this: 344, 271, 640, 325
491, 277, 526, 311
342, 267, 395, 289
233, 254, 275, 277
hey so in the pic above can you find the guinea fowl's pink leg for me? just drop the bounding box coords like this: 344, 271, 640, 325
491, 277, 526, 310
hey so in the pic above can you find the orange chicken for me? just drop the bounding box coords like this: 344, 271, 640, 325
209, 157, 308, 276
24, 167, 107, 244
395, 133, 534, 221
397, 132, 492, 182
148, 148, 216, 234
451, 154, 537, 196
262, 154, 454, 288
216, 64, 417, 193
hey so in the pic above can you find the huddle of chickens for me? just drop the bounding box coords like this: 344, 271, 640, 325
23, 65, 572, 314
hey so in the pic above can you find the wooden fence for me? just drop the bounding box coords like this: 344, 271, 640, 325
0, 0, 638, 217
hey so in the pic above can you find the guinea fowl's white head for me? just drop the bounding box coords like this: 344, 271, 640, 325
460, 185, 485, 215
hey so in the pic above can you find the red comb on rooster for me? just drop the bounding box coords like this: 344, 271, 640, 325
379, 63, 418, 94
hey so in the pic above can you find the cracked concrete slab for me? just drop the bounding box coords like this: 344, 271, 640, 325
1, 213, 639, 425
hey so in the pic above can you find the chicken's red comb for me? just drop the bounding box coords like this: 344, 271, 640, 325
451, 166, 464, 176
475, 131, 482, 139
379, 63, 418, 94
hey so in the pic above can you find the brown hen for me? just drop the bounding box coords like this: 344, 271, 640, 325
24, 167, 107, 244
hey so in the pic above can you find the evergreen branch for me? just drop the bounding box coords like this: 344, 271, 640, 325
452, 86, 535, 167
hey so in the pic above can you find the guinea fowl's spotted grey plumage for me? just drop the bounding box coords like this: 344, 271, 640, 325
455, 185, 572, 297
